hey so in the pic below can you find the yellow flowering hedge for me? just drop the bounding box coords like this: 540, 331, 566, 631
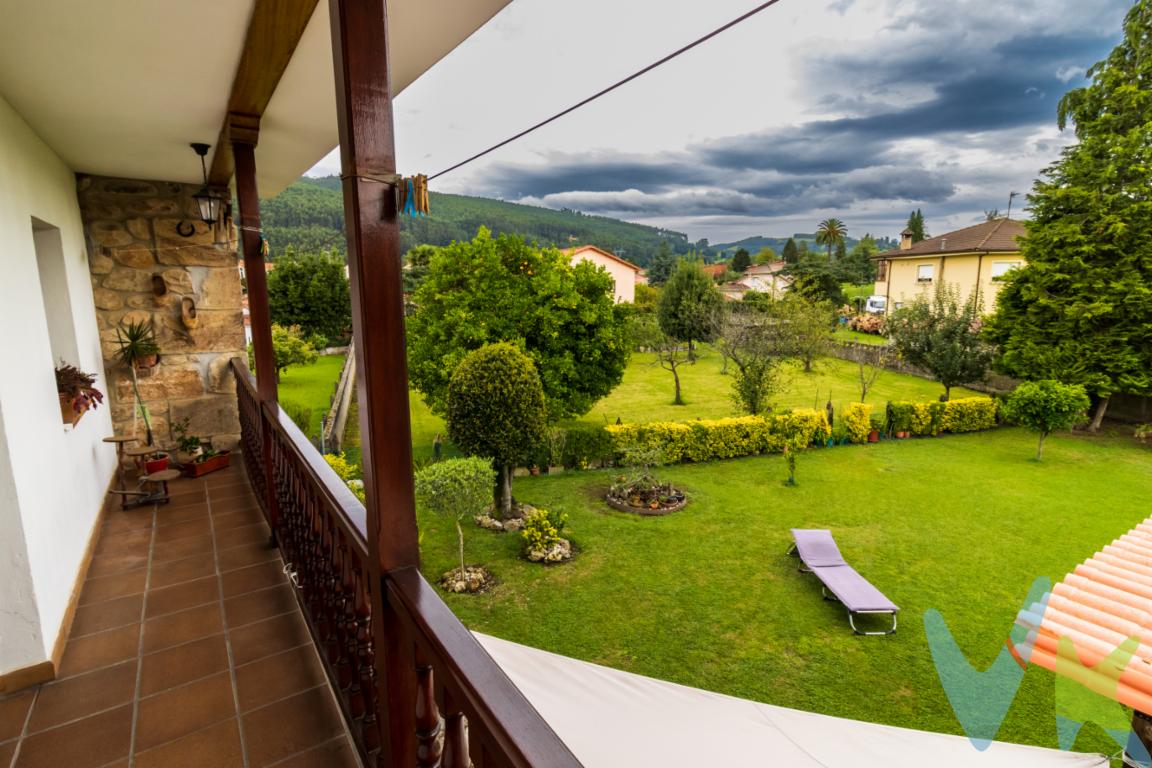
842, 402, 874, 444
888, 397, 998, 436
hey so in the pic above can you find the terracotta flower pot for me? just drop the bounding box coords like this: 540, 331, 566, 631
135, 354, 159, 370
59, 394, 87, 426
868, 430, 879, 443
143, 453, 169, 474
183, 450, 230, 477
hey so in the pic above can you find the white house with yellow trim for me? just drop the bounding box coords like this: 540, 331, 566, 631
872, 219, 1026, 313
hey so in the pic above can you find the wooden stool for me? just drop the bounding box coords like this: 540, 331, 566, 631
103, 436, 137, 509
140, 469, 181, 505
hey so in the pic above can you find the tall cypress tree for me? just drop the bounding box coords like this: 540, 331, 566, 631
986, 0, 1152, 429
905, 209, 927, 243
782, 238, 799, 265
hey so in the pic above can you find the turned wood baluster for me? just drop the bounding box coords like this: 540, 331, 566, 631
325, 527, 346, 666
443, 712, 471, 768
317, 516, 337, 643
355, 571, 382, 757
415, 665, 445, 767
341, 552, 363, 710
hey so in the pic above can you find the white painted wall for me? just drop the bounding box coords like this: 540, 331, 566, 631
0, 95, 116, 675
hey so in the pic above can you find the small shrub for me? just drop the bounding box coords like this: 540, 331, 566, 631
842, 402, 873, 444
324, 452, 365, 503
414, 457, 496, 578
1001, 381, 1090, 460
522, 507, 569, 562
887, 398, 997, 437
560, 425, 615, 469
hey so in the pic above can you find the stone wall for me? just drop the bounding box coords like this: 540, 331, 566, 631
78, 174, 243, 450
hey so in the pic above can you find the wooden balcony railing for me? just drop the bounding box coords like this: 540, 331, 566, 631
232, 360, 581, 767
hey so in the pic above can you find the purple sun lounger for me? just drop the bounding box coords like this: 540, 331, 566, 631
788, 529, 899, 635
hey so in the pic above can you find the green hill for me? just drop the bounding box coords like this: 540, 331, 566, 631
711, 233, 897, 258
261, 176, 695, 267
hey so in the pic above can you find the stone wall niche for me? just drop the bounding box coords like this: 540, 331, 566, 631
78, 174, 243, 451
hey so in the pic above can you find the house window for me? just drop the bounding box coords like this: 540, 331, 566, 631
991, 261, 1022, 280
876, 260, 889, 281
33, 218, 80, 365
917, 264, 934, 283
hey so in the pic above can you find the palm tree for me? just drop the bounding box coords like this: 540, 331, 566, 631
815, 218, 847, 262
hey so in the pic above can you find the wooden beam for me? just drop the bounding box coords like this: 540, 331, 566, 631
233, 140, 277, 403
329, 0, 420, 761
208, 0, 320, 186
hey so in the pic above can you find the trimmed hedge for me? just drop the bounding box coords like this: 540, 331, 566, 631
604, 409, 831, 464
560, 425, 615, 469
887, 397, 998, 436
842, 403, 874, 444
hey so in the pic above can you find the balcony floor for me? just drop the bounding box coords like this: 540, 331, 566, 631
0, 460, 359, 768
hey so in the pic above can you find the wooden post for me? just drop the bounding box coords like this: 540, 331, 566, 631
232, 118, 281, 537
329, 0, 420, 763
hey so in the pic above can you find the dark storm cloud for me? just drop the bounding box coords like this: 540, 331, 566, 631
473, 9, 1125, 225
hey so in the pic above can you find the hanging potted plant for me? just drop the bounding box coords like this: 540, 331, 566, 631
114, 319, 161, 447
55, 363, 104, 426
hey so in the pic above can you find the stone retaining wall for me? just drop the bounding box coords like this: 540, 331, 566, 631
79, 174, 244, 450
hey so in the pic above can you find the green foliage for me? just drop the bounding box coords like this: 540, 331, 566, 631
403, 244, 439, 295
887, 397, 999, 437
646, 242, 677, 286
522, 508, 567, 558
730, 248, 752, 272
889, 283, 993, 399
906, 209, 927, 243
414, 456, 496, 573
842, 402, 873, 443
113, 319, 160, 367
633, 283, 660, 314
768, 294, 834, 373
754, 247, 778, 265
324, 452, 365, 503
256, 324, 319, 381
787, 258, 846, 305
656, 260, 724, 348
604, 410, 831, 464
267, 252, 351, 346
815, 218, 848, 261
557, 425, 616, 469
408, 229, 630, 420
1001, 381, 1090, 459
844, 235, 880, 284
781, 238, 799, 265
985, 1, 1152, 423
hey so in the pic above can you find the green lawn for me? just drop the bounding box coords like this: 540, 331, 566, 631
417, 428, 1152, 755
277, 354, 346, 441
832, 327, 890, 346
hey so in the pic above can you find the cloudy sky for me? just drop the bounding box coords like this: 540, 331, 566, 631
307, 0, 1131, 244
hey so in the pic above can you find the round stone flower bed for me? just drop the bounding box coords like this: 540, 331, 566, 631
439, 565, 495, 594
605, 478, 687, 516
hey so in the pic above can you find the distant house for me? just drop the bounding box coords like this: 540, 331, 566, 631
718, 281, 753, 301
872, 219, 1025, 313
740, 261, 792, 298
565, 245, 641, 303
700, 263, 729, 281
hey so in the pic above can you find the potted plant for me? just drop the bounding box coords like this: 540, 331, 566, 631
55, 363, 104, 426
143, 449, 170, 474
868, 414, 883, 443
171, 418, 229, 476
114, 320, 160, 445
170, 417, 203, 464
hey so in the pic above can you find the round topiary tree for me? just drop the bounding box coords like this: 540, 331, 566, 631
447, 343, 547, 519
1001, 380, 1091, 460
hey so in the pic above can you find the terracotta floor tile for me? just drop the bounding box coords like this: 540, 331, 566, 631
235, 644, 327, 713
209, 487, 257, 506
133, 718, 243, 768
57, 624, 140, 678
221, 560, 287, 598
142, 603, 223, 654
211, 498, 261, 518
268, 737, 360, 768
140, 634, 229, 696
0, 740, 15, 767
145, 576, 219, 618
93, 529, 151, 559
164, 494, 208, 512
102, 509, 154, 533
26, 660, 137, 733
0, 690, 35, 742
70, 594, 143, 637
229, 611, 311, 666
86, 552, 148, 579
153, 517, 212, 544
243, 686, 344, 767
78, 569, 147, 606
154, 504, 210, 526
218, 540, 279, 572
212, 507, 265, 532
151, 533, 214, 563
215, 521, 271, 550
134, 673, 235, 752
14, 704, 131, 768
224, 583, 298, 628
148, 552, 216, 590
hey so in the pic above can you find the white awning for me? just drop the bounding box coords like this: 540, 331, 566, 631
477, 633, 1108, 767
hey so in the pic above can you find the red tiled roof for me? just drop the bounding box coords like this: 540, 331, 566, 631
876, 219, 1026, 259
701, 263, 729, 278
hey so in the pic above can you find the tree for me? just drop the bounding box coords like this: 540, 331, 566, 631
985, 1, 1152, 430
632, 314, 690, 406
1001, 381, 1090, 460
267, 252, 351, 346
755, 246, 778, 265
647, 241, 677, 286
407, 229, 630, 420
889, 283, 994, 400
845, 235, 879, 284
403, 244, 438, 295
781, 238, 799, 265
657, 260, 724, 362
254, 324, 320, 382
720, 305, 782, 414
731, 248, 752, 273
906, 209, 927, 243
414, 457, 495, 578
446, 344, 546, 518
767, 294, 834, 373
847, 343, 890, 402
633, 283, 660, 314
787, 258, 845, 306
815, 218, 848, 262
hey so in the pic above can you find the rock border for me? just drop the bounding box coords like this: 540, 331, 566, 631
604, 492, 688, 516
